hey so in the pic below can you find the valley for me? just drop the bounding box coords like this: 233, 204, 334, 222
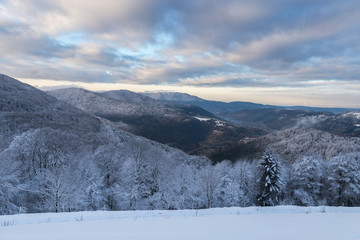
1, 74, 360, 215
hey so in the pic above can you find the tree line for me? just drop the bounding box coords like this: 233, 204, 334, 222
1, 127, 360, 215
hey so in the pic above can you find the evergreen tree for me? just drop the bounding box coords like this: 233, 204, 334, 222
257, 148, 283, 206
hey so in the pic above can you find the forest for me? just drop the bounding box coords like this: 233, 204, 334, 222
1, 125, 360, 215
1, 75, 360, 215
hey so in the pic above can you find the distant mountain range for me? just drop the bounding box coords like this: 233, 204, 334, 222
143, 91, 360, 138
3, 74, 359, 163
143, 92, 360, 114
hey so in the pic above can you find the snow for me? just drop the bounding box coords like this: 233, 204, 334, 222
194, 116, 211, 121
193, 117, 226, 127
143, 91, 203, 102
342, 112, 360, 120
1, 206, 360, 240
48, 88, 180, 118
215, 120, 225, 127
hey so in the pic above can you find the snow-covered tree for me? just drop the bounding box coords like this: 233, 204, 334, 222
230, 160, 257, 206
288, 154, 325, 206
38, 161, 87, 212
199, 163, 224, 208
289, 154, 325, 206
2, 128, 97, 213
93, 144, 125, 210
0, 150, 21, 214
257, 149, 283, 206
172, 162, 199, 209
327, 153, 360, 206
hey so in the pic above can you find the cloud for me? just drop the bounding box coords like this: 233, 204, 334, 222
0, 0, 360, 105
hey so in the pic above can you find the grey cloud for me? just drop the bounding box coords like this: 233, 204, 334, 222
0, 0, 359, 90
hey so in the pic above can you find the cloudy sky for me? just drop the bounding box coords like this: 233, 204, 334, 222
1, 0, 360, 107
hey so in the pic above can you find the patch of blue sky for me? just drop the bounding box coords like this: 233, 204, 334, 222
114, 47, 139, 60
174, 55, 185, 62
225, 62, 252, 72
112, 9, 179, 61
114, 31, 174, 61
140, 31, 174, 57
56, 32, 87, 46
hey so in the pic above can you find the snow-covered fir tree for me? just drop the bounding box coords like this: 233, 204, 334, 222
257, 149, 283, 206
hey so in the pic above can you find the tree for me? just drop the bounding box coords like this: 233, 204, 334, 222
257, 149, 283, 206
0, 150, 21, 214
93, 144, 125, 210
2, 128, 94, 213
229, 160, 257, 207
327, 152, 360, 206
289, 154, 325, 206
200, 163, 223, 208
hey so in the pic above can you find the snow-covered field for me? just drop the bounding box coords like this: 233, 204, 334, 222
1, 206, 360, 240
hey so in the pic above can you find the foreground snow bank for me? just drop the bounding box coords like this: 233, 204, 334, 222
1, 206, 360, 240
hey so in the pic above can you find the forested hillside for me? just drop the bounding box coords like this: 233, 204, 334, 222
48, 88, 266, 161
1, 74, 360, 216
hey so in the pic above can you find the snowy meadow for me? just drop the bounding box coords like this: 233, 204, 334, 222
1, 206, 360, 240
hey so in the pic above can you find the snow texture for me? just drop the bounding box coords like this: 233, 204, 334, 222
1, 206, 360, 240
342, 112, 360, 120
143, 91, 204, 102
48, 88, 180, 118
194, 116, 211, 121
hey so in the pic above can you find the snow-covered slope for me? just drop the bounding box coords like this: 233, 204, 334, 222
0, 74, 102, 150
101, 90, 167, 108
49, 87, 266, 161
143, 91, 205, 102
313, 111, 360, 137
0, 74, 212, 214
49, 88, 180, 118
1, 206, 359, 240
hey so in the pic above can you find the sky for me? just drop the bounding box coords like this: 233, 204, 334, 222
0, 0, 360, 107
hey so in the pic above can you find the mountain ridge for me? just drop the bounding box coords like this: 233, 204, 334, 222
48, 87, 266, 161
142, 91, 360, 114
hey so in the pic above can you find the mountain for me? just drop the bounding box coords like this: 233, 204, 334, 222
144, 91, 360, 138
101, 90, 166, 108
208, 126, 360, 162
143, 92, 359, 114
0, 74, 216, 214
222, 108, 360, 137
222, 108, 333, 131
2, 74, 360, 213
49, 88, 179, 121
143, 92, 271, 114
0, 74, 103, 150
142, 91, 205, 102
170, 104, 218, 119
1, 74, 211, 157
49, 88, 266, 161
313, 111, 360, 137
